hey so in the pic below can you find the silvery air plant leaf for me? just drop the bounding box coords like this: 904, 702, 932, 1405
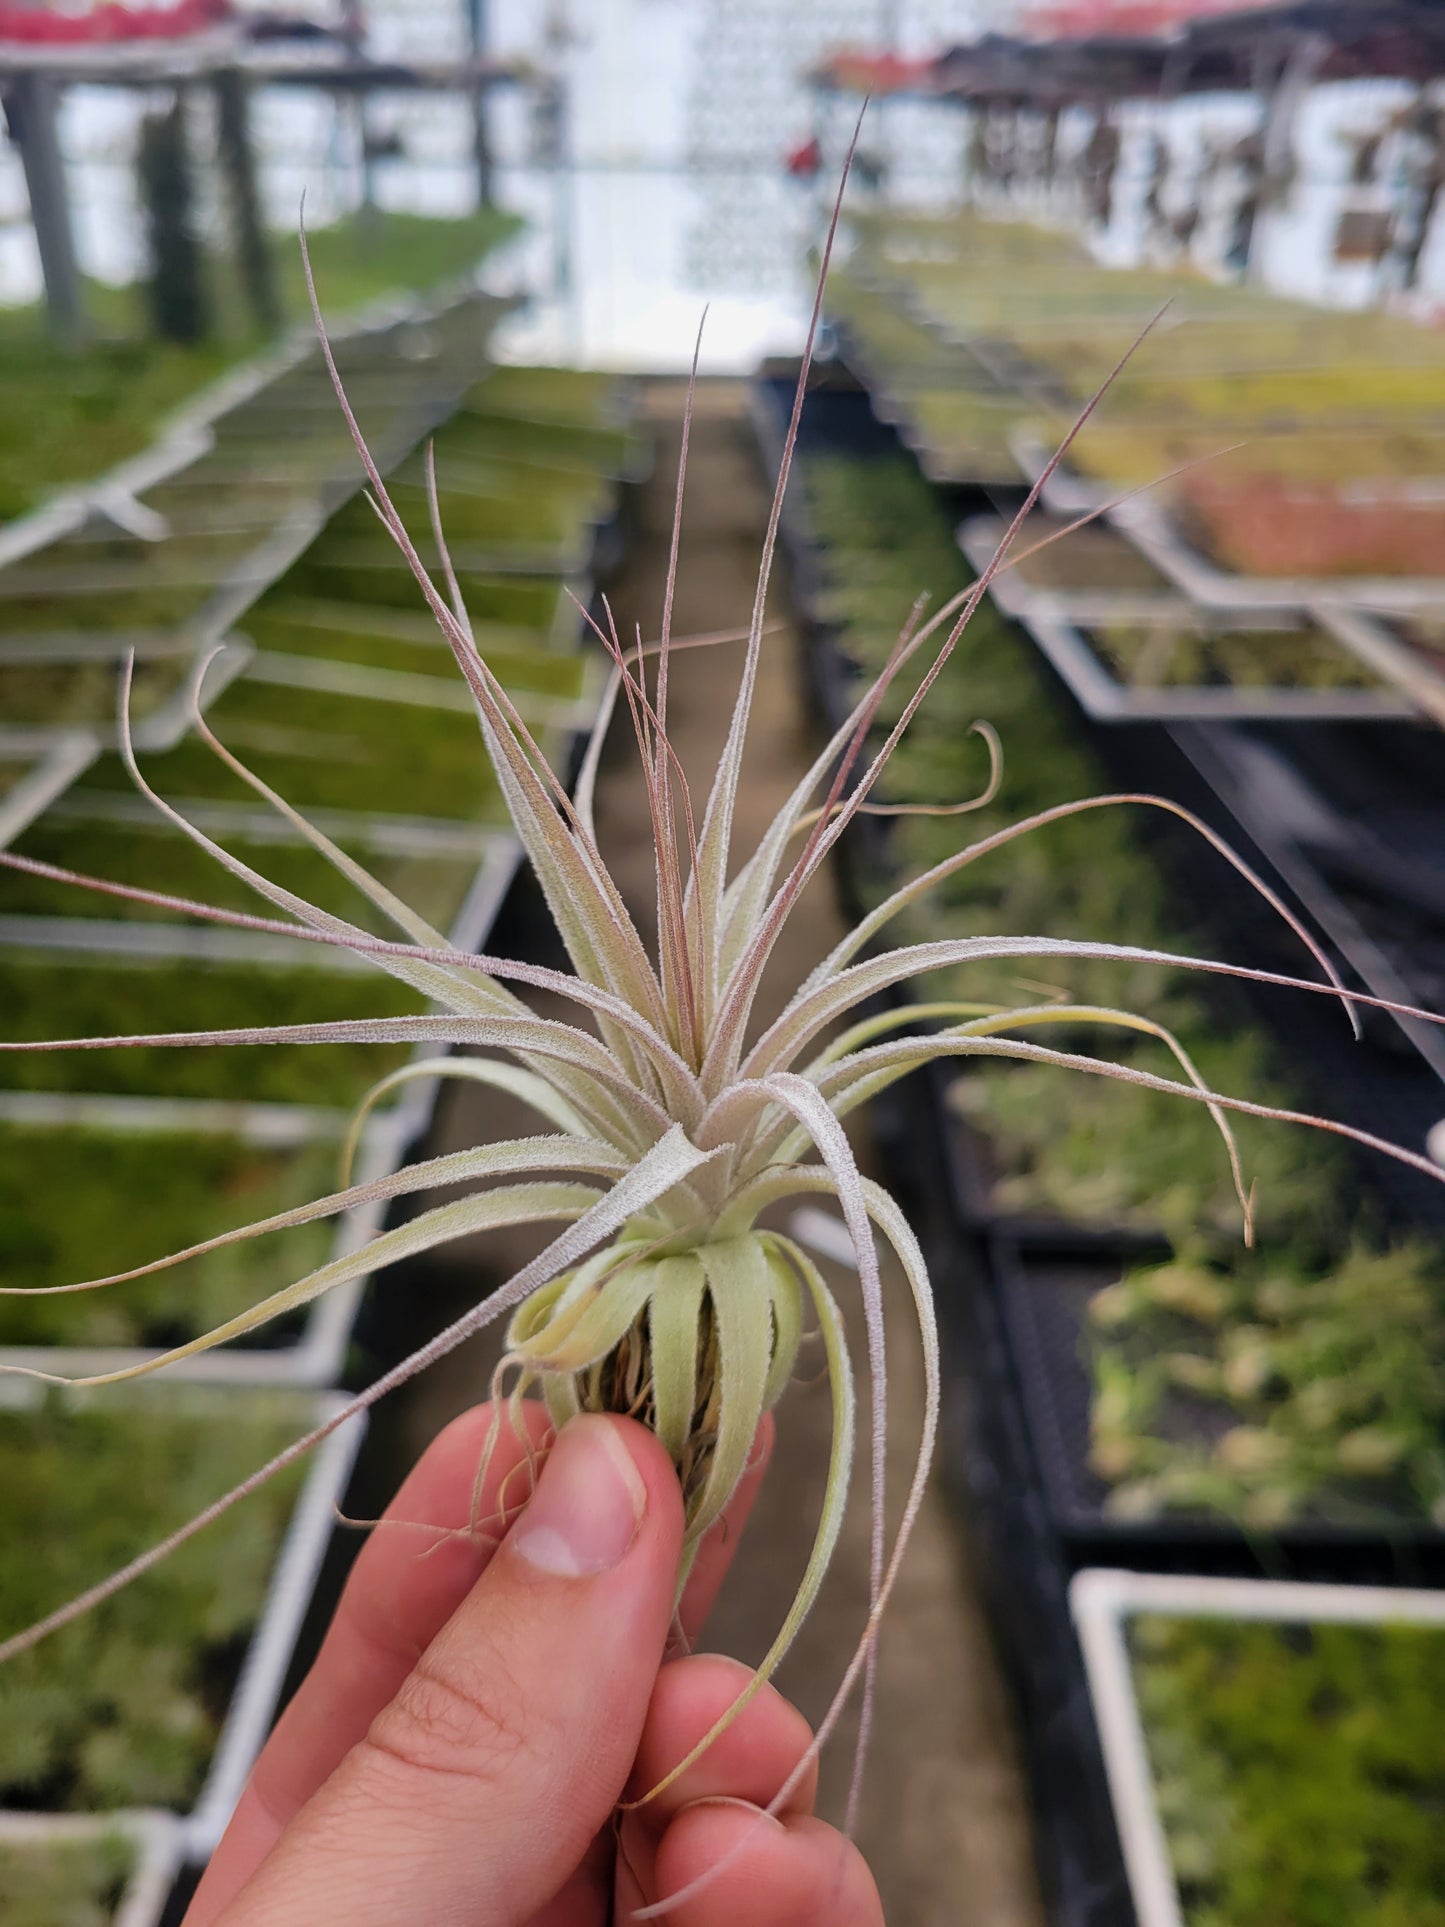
3, 155, 1445, 1906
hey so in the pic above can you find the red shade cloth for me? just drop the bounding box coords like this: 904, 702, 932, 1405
0, 1, 229, 46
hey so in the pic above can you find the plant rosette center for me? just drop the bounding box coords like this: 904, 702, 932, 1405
505, 1228, 806, 1559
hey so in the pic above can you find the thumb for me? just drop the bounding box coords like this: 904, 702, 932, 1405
218, 1415, 685, 1926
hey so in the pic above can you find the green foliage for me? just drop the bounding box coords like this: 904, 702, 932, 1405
241, 598, 574, 684
0, 581, 211, 636
464, 364, 622, 426
950, 1025, 1351, 1249
831, 210, 1445, 500
0, 1125, 336, 1348
1131, 1613, 1445, 1925
0, 952, 423, 1105
0, 1832, 135, 1927
0, 332, 233, 526
0, 655, 192, 730
1088, 1243, 1445, 1527
271, 209, 520, 321
76, 674, 507, 824
0, 1393, 305, 1809
0, 209, 518, 525
1083, 616, 1380, 692
0, 810, 481, 939
321, 475, 594, 557
453, 406, 647, 482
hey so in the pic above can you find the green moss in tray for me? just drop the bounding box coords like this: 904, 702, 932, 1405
318, 478, 590, 554
0, 952, 424, 1105
76, 677, 507, 823
48, 524, 261, 573
1038, 418, 1445, 488
138, 481, 293, 537
452, 404, 639, 477
258, 572, 564, 634
0, 582, 210, 639
1101, 359, 1445, 427
895, 392, 1027, 484
1081, 616, 1379, 692
241, 599, 579, 691
395, 445, 613, 513
281, 554, 566, 623
0, 811, 481, 938
0, 1126, 336, 1349
466, 364, 620, 426
1130, 1613, 1445, 1925
0, 655, 191, 730
0, 1392, 306, 1810
0, 1832, 136, 1927
950, 1022, 1352, 1249
1088, 1241, 1445, 1527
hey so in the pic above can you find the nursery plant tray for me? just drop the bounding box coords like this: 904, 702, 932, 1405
0, 803, 494, 946
1317, 603, 1445, 728
454, 400, 647, 480
1071, 1569, 1445, 1927
0, 1812, 179, 1927
0, 734, 95, 852
1010, 603, 1413, 724
958, 512, 1183, 624
0, 947, 432, 1108
239, 603, 577, 687
865, 383, 1030, 489
0, 637, 253, 762
1112, 489, 1445, 615
0, 1384, 365, 1861
995, 1239, 1445, 1574
0, 1102, 404, 1388
937, 1069, 1174, 1260
464, 363, 633, 428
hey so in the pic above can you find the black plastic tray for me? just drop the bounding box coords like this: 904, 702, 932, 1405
931, 1060, 1177, 1262
1170, 720, 1445, 1084
995, 1234, 1445, 1585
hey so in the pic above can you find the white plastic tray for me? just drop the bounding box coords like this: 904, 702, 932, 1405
1071, 1568, 1445, 1927
0, 1810, 182, 1927
0, 1381, 367, 1864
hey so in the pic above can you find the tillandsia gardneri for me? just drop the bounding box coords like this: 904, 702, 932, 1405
4, 173, 1445, 1904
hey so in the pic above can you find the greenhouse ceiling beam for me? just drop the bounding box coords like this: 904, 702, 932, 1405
0, 49, 532, 92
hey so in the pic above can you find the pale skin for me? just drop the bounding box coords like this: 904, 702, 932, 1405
184, 1403, 884, 1926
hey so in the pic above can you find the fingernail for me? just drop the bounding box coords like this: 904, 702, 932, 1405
678, 1795, 786, 1832
512, 1416, 646, 1577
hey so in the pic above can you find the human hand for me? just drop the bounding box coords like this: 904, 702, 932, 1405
184, 1402, 883, 1925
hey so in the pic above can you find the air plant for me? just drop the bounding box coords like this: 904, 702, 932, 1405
3, 166, 1445, 1906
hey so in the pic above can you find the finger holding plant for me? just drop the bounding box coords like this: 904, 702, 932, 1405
184, 1401, 883, 1927
4, 150, 1445, 1918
